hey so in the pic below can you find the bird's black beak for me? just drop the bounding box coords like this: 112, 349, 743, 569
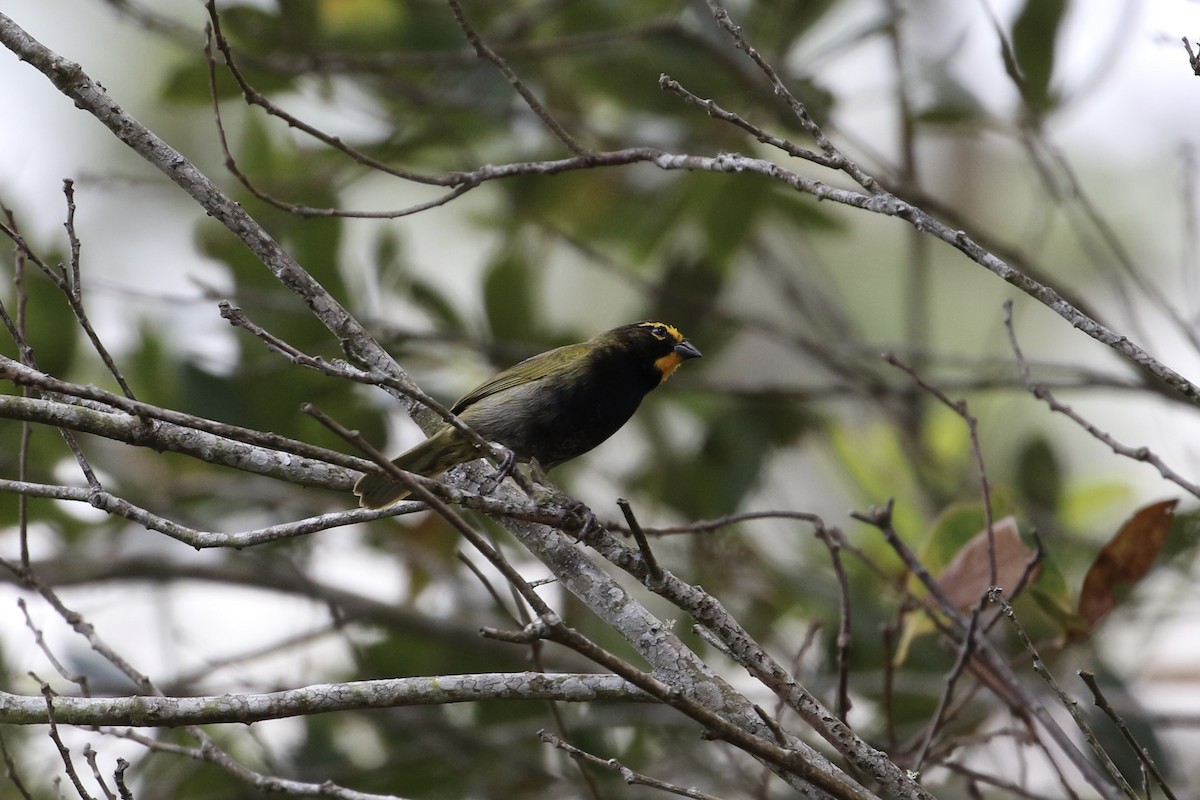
674, 340, 702, 360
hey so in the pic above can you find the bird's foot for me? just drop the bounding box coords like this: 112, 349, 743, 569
562, 499, 600, 543
480, 447, 517, 496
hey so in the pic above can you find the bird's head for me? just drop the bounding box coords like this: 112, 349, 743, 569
599, 320, 702, 384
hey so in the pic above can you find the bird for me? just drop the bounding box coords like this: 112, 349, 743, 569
354, 321, 701, 507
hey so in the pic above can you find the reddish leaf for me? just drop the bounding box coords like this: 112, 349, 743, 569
1078, 499, 1178, 627
938, 517, 1035, 610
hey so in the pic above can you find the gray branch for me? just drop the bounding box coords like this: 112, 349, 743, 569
0, 673, 645, 727
3, 9, 1192, 411
0, 390, 356, 491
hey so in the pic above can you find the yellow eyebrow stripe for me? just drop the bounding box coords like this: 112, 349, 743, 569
637, 321, 684, 342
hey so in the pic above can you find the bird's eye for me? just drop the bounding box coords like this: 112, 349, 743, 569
651, 325, 668, 339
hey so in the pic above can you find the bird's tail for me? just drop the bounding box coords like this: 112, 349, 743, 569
353, 427, 477, 508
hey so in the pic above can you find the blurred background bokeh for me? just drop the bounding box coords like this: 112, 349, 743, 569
4, 0, 1200, 796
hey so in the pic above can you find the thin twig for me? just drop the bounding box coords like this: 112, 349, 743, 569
752, 705, 788, 744
456, 551, 521, 627
988, 589, 1138, 800
1004, 301, 1200, 499
938, 760, 1062, 800
884, 351, 997, 586
203, 0, 447, 186
82, 744, 116, 800
618, 498, 663, 585
0, 355, 370, 472
610, 508, 832, 536
113, 759, 132, 800
658, 75, 839, 168
221, 302, 533, 492
444, 0, 587, 155
17, 598, 91, 696
1184, 37, 1200, 75
703, 0, 876, 191
2, 187, 138, 404
881, 620, 899, 749
851, 500, 962, 616
59, 180, 138, 401
812, 524, 853, 722
41, 683, 96, 800
981, 527, 1046, 638
14, 575, 152, 695
495, 613, 878, 800
9, 210, 33, 572
538, 729, 730, 800
0, 730, 34, 800
0, 213, 105, 494
912, 595, 988, 771
106, 727, 413, 800
1079, 670, 1177, 800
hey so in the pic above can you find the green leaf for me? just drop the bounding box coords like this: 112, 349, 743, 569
160, 60, 246, 104
410, 279, 466, 334
914, 72, 987, 125
1016, 435, 1061, 512
1, 272, 79, 378
1028, 555, 1076, 631
483, 250, 540, 342
124, 322, 180, 410
654, 396, 817, 517
1010, 0, 1066, 115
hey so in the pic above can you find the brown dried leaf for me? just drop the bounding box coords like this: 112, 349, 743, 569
937, 516, 1034, 610
1078, 499, 1178, 627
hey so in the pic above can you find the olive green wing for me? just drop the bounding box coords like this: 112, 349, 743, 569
451, 341, 590, 413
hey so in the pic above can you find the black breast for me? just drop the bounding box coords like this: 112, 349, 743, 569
523, 346, 663, 468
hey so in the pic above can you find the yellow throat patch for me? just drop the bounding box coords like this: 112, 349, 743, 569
637, 321, 688, 383
655, 350, 686, 381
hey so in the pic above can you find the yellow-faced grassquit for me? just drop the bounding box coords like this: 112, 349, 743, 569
354, 321, 701, 507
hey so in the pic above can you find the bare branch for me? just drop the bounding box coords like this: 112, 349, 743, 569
0, 358, 369, 474
0, 730, 33, 800
0, 674, 646, 727
1004, 301, 1200, 499
4, 10, 1194, 411
539, 729, 728, 800
1079, 670, 1178, 800
108, 726, 414, 800
40, 684, 96, 800
1183, 36, 1200, 75
443, 0, 587, 155
989, 590, 1138, 800
884, 351, 998, 585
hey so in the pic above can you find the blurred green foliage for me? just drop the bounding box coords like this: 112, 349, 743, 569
2, 0, 1192, 796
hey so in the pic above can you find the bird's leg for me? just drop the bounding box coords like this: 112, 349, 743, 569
529, 457, 551, 486
521, 472, 596, 542
479, 446, 518, 495
536, 484, 599, 543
